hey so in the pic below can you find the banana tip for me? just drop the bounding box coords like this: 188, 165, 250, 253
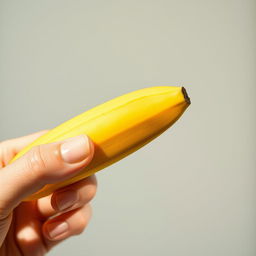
182, 87, 191, 105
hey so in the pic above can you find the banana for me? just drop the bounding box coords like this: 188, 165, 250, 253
10, 86, 190, 200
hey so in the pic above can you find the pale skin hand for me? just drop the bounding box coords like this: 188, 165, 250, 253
0, 131, 97, 255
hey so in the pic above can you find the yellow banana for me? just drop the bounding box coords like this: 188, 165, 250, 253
10, 86, 190, 200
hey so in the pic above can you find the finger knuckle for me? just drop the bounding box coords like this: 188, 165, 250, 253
26, 145, 47, 177
75, 214, 89, 235
85, 185, 97, 202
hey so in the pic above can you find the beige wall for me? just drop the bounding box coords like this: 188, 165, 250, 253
0, 0, 255, 255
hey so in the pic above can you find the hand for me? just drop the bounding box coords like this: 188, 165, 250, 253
0, 131, 97, 255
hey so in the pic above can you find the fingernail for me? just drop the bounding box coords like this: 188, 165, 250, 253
47, 221, 68, 239
61, 135, 91, 163
55, 190, 78, 211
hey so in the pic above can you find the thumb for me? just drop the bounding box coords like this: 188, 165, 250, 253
0, 134, 94, 217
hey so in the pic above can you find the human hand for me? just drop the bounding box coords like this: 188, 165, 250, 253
0, 131, 97, 255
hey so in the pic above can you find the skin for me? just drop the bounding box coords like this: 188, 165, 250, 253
0, 130, 97, 255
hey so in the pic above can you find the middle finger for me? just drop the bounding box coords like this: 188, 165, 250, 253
37, 175, 97, 219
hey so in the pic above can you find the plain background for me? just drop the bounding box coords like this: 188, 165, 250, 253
0, 0, 255, 255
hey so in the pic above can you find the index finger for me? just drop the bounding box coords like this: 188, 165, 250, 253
0, 130, 49, 167
4, 130, 49, 152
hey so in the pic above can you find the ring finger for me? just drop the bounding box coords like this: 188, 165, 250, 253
42, 204, 92, 251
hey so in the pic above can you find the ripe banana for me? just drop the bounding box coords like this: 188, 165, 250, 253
10, 86, 191, 200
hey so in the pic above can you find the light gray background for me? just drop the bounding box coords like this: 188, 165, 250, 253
0, 0, 255, 255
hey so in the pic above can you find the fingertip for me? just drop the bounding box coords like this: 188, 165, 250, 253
86, 135, 95, 164
45, 221, 69, 241
60, 135, 93, 164
42, 204, 92, 241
